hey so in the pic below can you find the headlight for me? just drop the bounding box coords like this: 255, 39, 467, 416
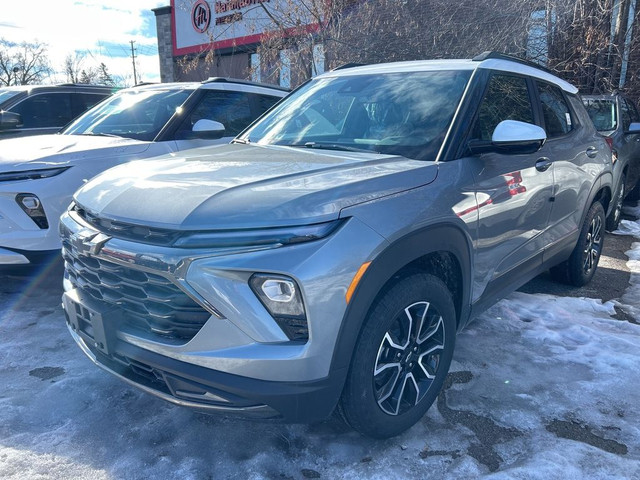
173, 219, 343, 248
0, 166, 70, 183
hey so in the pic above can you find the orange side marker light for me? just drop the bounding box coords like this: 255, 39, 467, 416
346, 261, 371, 304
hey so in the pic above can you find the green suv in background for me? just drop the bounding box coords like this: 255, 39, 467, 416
60, 53, 612, 438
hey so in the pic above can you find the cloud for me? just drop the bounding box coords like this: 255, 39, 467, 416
0, 0, 167, 84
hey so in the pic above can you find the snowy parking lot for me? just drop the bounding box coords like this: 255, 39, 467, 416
2, 213, 640, 479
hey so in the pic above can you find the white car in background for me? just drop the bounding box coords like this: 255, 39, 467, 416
0, 79, 287, 266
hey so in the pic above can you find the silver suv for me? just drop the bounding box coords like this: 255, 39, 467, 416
60, 53, 613, 438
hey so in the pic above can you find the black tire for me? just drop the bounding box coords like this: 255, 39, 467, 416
605, 174, 625, 232
550, 201, 605, 287
339, 273, 456, 438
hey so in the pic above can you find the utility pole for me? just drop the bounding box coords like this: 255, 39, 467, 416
130, 40, 138, 86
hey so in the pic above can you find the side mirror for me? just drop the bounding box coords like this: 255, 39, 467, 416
191, 119, 225, 140
468, 120, 547, 155
626, 121, 640, 134
491, 120, 547, 148
0, 111, 23, 130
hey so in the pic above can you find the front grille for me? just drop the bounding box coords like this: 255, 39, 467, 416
73, 205, 179, 246
62, 239, 212, 341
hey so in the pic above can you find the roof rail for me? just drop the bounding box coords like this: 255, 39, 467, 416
331, 63, 366, 71
203, 77, 290, 92
54, 83, 117, 88
472, 51, 553, 75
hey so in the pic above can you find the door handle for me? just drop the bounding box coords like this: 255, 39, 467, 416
586, 146, 598, 158
535, 157, 552, 172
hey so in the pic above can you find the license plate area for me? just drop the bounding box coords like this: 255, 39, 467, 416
63, 291, 114, 355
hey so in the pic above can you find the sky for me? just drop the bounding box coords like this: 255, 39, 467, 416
0, 0, 168, 85
0, 211, 639, 477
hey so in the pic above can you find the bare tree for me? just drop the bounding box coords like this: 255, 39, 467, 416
172, 0, 640, 102
250, 0, 535, 86
0, 38, 51, 85
97, 62, 116, 86
538, 0, 640, 103
64, 52, 86, 83
253, 0, 349, 85
64, 52, 118, 85
64, 52, 101, 84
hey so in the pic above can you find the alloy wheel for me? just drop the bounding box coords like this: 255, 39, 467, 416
612, 183, 625, 226
583, 214, 603, 274
373, 301, 445, 416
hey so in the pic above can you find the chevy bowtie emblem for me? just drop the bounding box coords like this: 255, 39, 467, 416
70, 230, 111, 255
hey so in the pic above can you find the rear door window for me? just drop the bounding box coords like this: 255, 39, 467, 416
71, 93, 109, 118
620, 97, 640, 131
176, 90, 253, 138
536, 82, 573, 137
252, 94, 281, 117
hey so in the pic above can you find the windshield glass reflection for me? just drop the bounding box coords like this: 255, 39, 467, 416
62, 89, 192, 141
240, 70, 471, 160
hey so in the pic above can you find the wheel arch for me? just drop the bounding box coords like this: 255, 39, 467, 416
330, 223, 473, 374
589, 172, 613, 220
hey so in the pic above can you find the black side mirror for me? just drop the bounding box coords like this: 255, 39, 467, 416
0, 111, 23, 130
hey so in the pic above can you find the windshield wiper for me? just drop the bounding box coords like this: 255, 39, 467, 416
78, 132, 121, 138
232, 137, 250, 144
300, 142, 377, 154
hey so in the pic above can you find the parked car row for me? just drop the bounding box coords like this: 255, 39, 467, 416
0, 78, 287, 265
2, 53, 637, 438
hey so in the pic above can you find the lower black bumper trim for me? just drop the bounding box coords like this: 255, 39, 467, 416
72, 327, 347, 423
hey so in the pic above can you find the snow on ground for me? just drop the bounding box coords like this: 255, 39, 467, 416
613, 204, 640, 322
2, 217, 640, 479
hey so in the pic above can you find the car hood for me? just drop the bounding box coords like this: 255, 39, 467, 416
0, 134, 151, 170
74, 144, 439, 230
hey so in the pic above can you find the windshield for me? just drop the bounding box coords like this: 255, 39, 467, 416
239, 70, 471, 160
62, 88, 193, 141
0, 89, 22, 105
583, 98, 617, 132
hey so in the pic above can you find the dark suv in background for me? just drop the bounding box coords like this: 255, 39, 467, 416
583, 92, 640, 230
0, 84, 115, 139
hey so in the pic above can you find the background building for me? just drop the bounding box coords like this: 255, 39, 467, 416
153, 0, 325, 87
155, 0, 640, 101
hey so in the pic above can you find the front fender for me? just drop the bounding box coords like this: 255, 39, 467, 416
329, 223, 473, 375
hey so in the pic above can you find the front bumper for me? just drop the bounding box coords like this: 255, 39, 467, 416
0, 174, 79, 264
0, 246, 30, 265
59, 207, 387, 420
0, 246, 60, 266
63, 290, 346, 421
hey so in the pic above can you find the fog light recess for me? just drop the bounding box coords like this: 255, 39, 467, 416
15, 193, 48, 229
249, 274, 308, 342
